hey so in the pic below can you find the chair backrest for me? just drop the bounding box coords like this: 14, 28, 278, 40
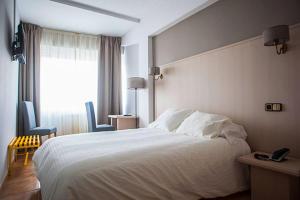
85, 101, 97, 132
23, 101, 37, 133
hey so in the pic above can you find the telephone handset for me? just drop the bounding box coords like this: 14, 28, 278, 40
271, 148, 290, 162
254, 148, 290, 162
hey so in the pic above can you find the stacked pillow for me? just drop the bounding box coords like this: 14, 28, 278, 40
149, 109, 247, 140
175, 111, 231, 138
148, 108, 194, 132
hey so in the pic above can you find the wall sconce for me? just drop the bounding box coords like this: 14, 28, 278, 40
149, 66, 163, 80
263, 25, 290, 55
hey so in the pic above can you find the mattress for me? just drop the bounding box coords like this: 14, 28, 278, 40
33, 128, 250, 200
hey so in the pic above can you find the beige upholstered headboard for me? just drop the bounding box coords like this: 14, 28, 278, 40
155, 24, 300, 157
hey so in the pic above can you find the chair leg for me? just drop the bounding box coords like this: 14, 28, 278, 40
24, 149, 29, 166
39, 135, 42, 145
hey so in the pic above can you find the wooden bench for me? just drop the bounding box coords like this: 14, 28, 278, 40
8, 135, 40, 175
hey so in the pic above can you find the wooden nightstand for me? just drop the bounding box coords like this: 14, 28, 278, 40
238, 152, 300, 200
108, 115, 137, 130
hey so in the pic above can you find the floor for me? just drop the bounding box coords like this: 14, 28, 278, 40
0, 156, 41, 200
0, 155, 250, 200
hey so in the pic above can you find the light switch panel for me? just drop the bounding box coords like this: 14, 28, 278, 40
265, 103, 282, 112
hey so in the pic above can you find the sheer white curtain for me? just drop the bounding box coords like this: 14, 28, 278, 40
40, 29, 98, 135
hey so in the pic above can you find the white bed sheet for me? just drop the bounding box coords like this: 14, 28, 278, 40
33, 128, 250, 200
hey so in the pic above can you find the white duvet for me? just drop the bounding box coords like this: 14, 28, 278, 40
33, 128, 250, 200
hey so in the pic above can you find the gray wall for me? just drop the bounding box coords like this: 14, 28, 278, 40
0, 0, 19, 186
153, 0, 300, 66
122, 44, 139, 115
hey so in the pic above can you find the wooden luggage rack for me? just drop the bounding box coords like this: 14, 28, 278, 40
8, 135, 40, 175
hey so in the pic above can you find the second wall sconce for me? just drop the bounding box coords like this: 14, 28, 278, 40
263, 25, 290, 55
149, 66, 163, 80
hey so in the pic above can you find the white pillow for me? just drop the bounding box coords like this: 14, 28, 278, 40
148, 108, 176, 128
175, 111, 231, 138
219, 122, 248, 144
148, 109, 194, 131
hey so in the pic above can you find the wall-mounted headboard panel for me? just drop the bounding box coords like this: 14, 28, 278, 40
155, 25, 300, 157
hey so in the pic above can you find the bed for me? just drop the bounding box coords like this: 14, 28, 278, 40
33, 126, 250, 200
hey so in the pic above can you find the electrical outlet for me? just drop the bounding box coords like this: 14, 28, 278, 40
265, 103, 282, 112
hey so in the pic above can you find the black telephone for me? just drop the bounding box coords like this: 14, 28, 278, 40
254, 148, 290, 162
271, 148, 290, 162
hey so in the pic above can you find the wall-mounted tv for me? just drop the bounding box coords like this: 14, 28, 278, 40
12, 23, 25, 64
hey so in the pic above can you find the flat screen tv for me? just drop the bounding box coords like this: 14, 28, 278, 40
12, 23, 25, 64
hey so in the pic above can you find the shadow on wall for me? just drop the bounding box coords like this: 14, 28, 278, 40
5, 0, 13, 55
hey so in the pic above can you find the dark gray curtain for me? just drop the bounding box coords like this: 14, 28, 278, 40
18, 22, 42, 135
97, 35, 122, 124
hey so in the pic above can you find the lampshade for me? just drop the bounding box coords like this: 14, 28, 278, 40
149, 66, 160, 76
263, 25, 290, 46
127, 77, 145, 89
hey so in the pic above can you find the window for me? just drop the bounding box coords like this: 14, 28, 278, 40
40, 29, 98, 135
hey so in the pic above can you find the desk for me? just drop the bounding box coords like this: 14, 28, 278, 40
108, 115, 137, 130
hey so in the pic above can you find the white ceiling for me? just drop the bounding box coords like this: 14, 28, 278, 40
18, 0, 214, 36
